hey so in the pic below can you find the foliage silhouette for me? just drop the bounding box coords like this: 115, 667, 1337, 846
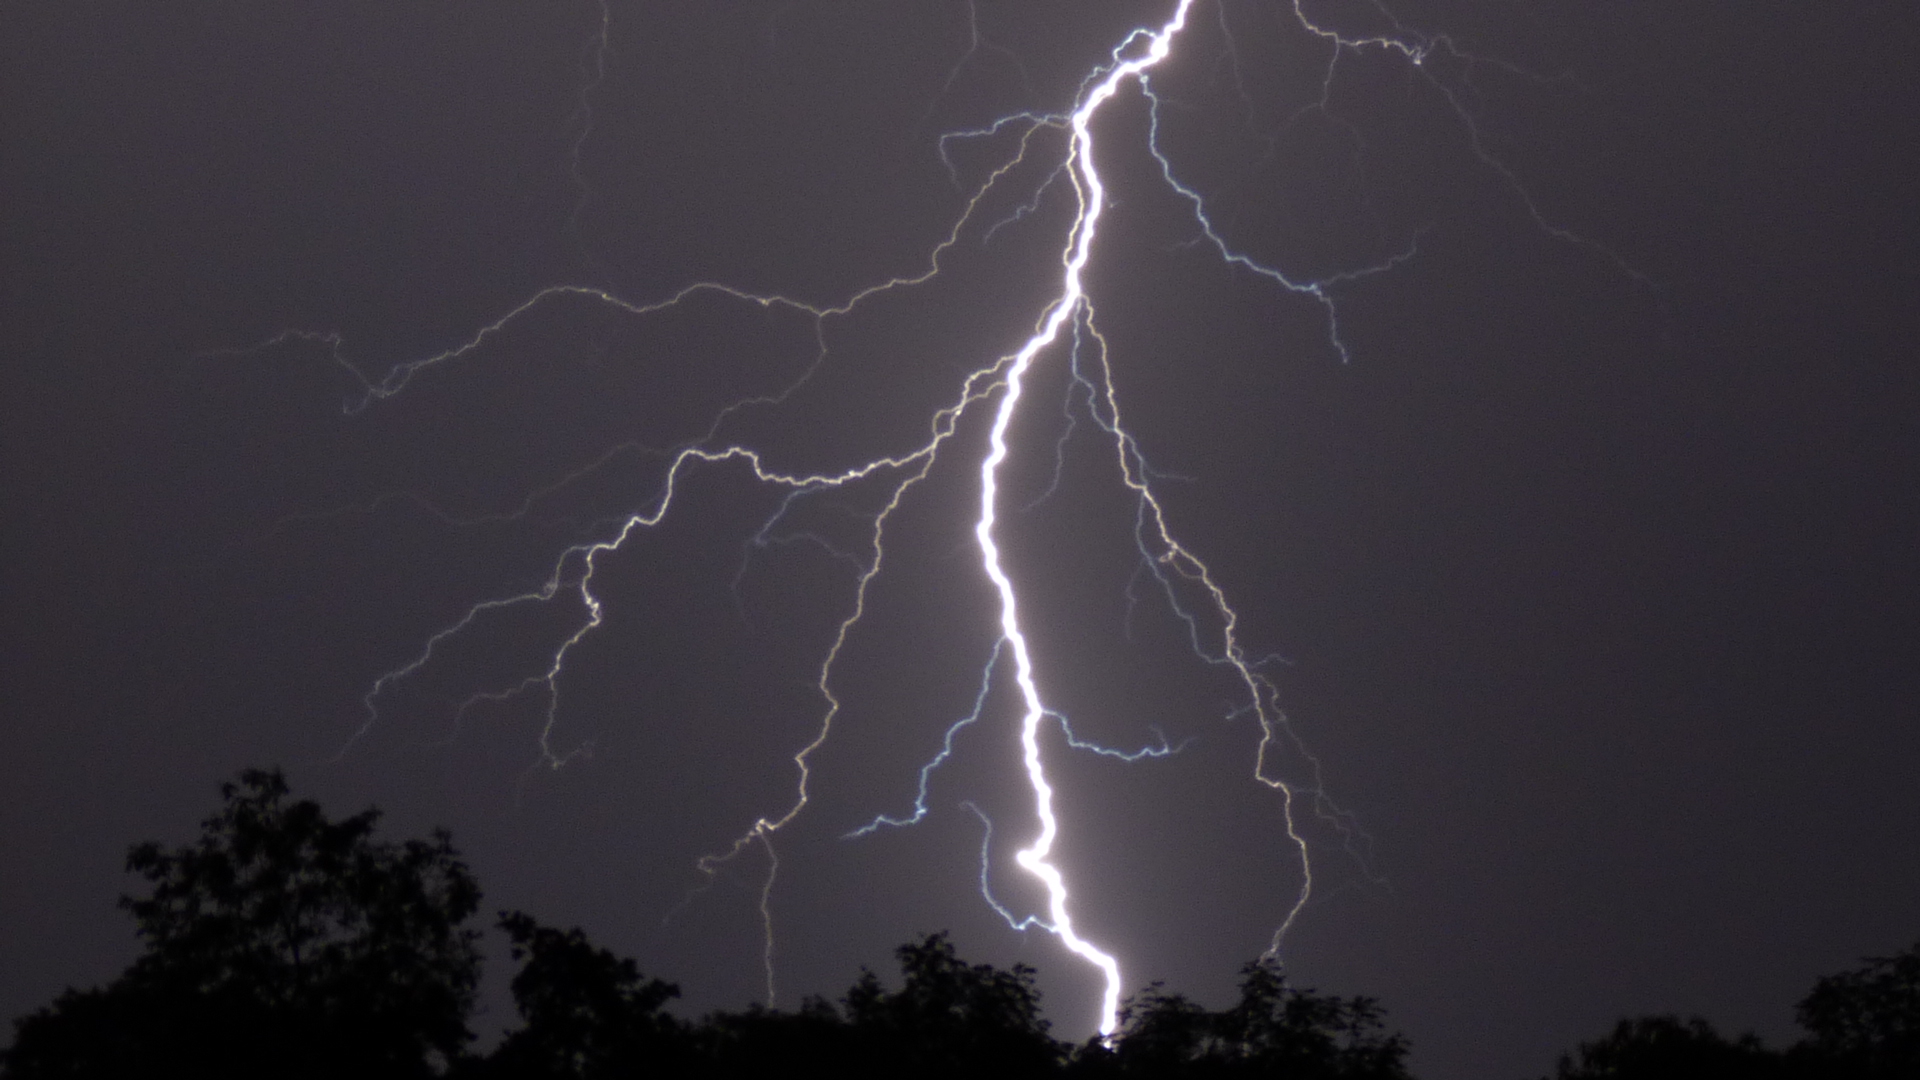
1793, 939, 1920, 1079
1546, 1016, 1786, 1080
3, 768, 482, 1080
468, 912, 689, 1079
1544, 941, 1920, 1080
1070, 957, 1411, 1078
689, 932, 1066, 1076
695, 996, 868, 1075
840, 931, 1063, 1075
7, 766, 1912, 1080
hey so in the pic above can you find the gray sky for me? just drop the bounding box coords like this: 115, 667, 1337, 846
4, 4, 1917, 1078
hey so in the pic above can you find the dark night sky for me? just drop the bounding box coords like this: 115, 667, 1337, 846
4, 4, 1918, 1078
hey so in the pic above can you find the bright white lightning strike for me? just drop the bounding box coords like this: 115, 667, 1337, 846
972, 0, 1198, 1035
236, 0, 1637, 1046
278, 0, 1344, 1038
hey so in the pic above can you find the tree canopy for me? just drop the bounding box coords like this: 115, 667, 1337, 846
1795, 940, 1920, 1078
1544, 942, 1920, 1080
840, 932, 1060, 1076
3, 769, 482, 1079
1548, 1015, 1786, 1080
473, 911, 686, 1079
1071, 958, 1411, 1079
3, 768, 1911, 1079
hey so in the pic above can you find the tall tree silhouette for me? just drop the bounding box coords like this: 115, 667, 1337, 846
2, 769, 482, 1080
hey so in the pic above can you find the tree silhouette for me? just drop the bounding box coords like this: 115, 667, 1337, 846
1794, 939, 1920, 1079
2, 768, 482, 1080
1073, 957, 1412, 1078
1546, 1016, 1785, 1080
840, 932, 1064, 1076
473, 911, 688, 1079
12, 764, 1907, 1080
1539, 940, 1920, 1080
690, 932, 1065, 1076
697, 997, 865, 1076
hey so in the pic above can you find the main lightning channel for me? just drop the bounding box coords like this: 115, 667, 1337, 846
276, 0, 1485, 1040
973, 0, 1198, 1038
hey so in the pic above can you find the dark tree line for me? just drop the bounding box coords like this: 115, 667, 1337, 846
2, 770, 1912, 1078
1546, 944, 1919, 1080
4, 769, 481, 1078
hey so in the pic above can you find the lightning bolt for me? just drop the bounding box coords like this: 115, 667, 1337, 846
969, 1, 1200, 1034
225, 0, 1644, 1042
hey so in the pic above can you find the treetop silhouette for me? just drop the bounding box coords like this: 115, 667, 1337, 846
5, 767, 1910, 1080
4, 768, 483, 1079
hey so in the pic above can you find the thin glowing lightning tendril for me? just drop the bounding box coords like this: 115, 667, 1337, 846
237, 0, 1648, 1044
